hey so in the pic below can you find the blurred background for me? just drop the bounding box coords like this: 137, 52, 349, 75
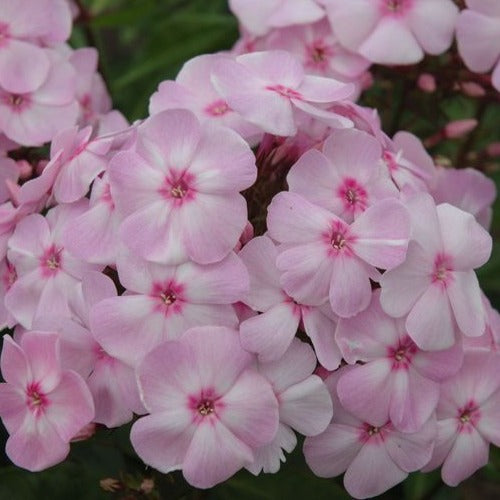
0, 0, 498, 498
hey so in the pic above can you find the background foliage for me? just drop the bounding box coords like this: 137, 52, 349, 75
0, 0, 499, 498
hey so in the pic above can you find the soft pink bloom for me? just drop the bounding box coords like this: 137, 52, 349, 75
267, 192, 410, 318
444, 119, 478, 139
430, 167, 496, 229
247, 339, 333, 474
211, 50, 354, 137
381, 131, 436, 192
322, 0, 458, 65
109, 109, 256, 265
229, 0, 325, 36
264, 20, 370, 81
149, 54, 259, 140
20, 125, 111, 205
0, 0, 71, 94
422, 352, 500, 486
33, 272, 145, 427
380, 194, 492, 350
63, 174, 121, 265
304, 367, 436, 499
5, 202, 102, 329
287, 128, 398, 223
0, 332, 94, 471
0, 50, 78, 146
456, 0, 500, 91
239, 235, 341, 369
336, 290, 463, 432
91, 249, 248, 367
130, 326, 279, 488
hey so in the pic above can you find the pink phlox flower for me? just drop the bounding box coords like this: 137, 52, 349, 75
239, 235, 342, 369
422, 351, 500, 486
0, 332, 94, 471
229, 0, 325, 37
247, 339, 333, 474
130, 326, 280, 488
149, 54, 260, 141
211, 50, 355, 137
335, 290, 463, 433
287, 128, 398, 223
108, 109, 257, 265
380, 193, 492, 350
456, 0, 500, 91
5, 202, 102, 329
304, 366, 437, 499
267, 192, 411, 318
90, 248, 248, 368
430, 166, 496, 230
322, 0, 458, 65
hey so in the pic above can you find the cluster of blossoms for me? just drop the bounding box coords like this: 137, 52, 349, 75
0, 0, 498, 498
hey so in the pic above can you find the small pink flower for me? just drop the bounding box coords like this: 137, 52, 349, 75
247, 339, 333, 474
422, 352, 500, 486
336, 290, 463, 432
304, 367, 436, 499
380, 194, 492, 350
109, 109, 257, 265
229, 0, 325, 36
287, 128, 398, 222
149, 54, 259, 140
90, 249, 248, 367
5, 202, 102, 328
0, 332, 94, 471
267, 192, 410, 318
456, 0, 500, 91
322, 0, 458, 65
130, 326, 279, 488
239, 235, 342, 369
211, 50, 354, 137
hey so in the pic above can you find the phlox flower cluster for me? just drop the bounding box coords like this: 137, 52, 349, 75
0, 1, 498, 498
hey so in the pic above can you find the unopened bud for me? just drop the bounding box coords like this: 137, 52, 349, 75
16, 160, 32, 180
461, 81, 486, 97
444, 119, 478, 139
417, 73, 437, 93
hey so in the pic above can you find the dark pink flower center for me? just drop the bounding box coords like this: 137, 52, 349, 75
26, 382, 48, 417
4, 93, 31, 112
327, 221, 354, 255
161, 171, 196, 205
388, 335, 417, 370
359, 422, 389, 443
40, 245, 63, 277
197, 400, 215, 416
457, 400, 480, 432
188, 388, 223, 422
151, 281, 184, 316
432, 253, 454, 287
338, 178, 368, 213
266, 84, 303, 100
306, 40, 335, 71
381, 0, 412, 15
205, 99, 230, 117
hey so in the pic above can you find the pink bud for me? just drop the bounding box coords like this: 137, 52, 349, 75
360, 71, 374, 91
487, 142, 500, 157
16, 160, 32, 180
417, 73, 437, 93
444, 119, 478, 139
36, 159, 49, 176
461, 81, 486, 97
314, 366, 333, 381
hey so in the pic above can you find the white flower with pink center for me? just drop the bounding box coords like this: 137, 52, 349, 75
267, 192, 410, 318
380, 193, 492, 350
422, 352, 500, 486
335, 290, 463, 432
90, 249, 248, 367
211, 50, 354, 137
247, 339, 333, 474
304, 367, 436, 499
287, 128, 398, 223
130, 326, 279, 488
5, 202, 102, 329
108, 109, 257, 265
0, 332, 94, 471
322, 0, 458, 64
149, 54, 259, 140
239, 235, 341, 369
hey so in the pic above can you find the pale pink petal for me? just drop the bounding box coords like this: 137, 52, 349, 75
183, 420, 254, 488
476, 395, 500, 446
421, 418, 457, 473
130, 411, 195, 474
219, 369, 279, 448
0, 384, 26, 434
298, 75, 354, 102
0, 335, 30, 388
240, 302, 300, 362
411, 341, 464, 382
